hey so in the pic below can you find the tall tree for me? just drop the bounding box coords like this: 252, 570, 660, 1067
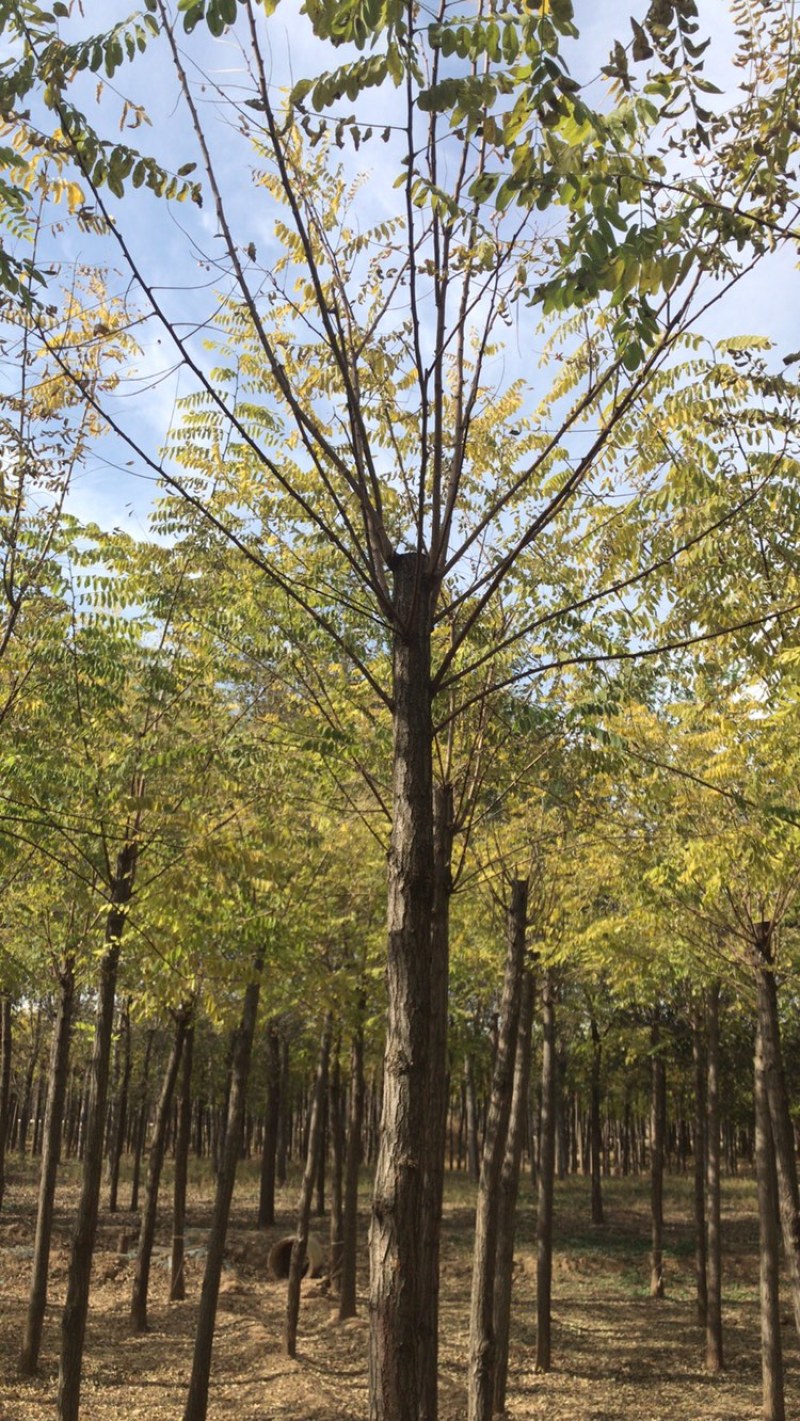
4, 7, 800, 1418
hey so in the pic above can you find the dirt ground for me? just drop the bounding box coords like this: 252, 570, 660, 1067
0, 1161, 793, 1420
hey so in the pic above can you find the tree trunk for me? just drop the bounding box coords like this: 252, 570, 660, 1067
492, 964, 535, 1416
20, 956, 76, 1374
107, 999, 132, 1213
465, 1052, 480, 1183
183, 957, 262, 1421
329, 1046, 344, 1295
258, 1018, 281, 1229
419, 781, 453, 1421
590, 1016, 604, 1226
755, 920, 800, 1338
650, 1018, 665, 1300
340, 993, 365, 1321
130, 1028, 154, 1212
171, 1013, 195, 1302
0, 991, 12, 1210
691, 1002, 708, 1327
313, 1049, 328, 1217
286, 1015, 332, 1357
58, 843, 136, 1421
705, 980, 723, 1371
17, 1005, 42, 1157
64, 1069, 81, 1158
467, 878, 528, 1421
536, 968, 557, 1373
755, 1014, 785, 1421
31, 1068, 45, 1156
369, 552, 435, 1421
276, 1032, 289, 1185
131, 1006, 189, 1331
556, 1049, 567, 1181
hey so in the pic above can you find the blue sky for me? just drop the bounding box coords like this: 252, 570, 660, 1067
9, 0, 798, 544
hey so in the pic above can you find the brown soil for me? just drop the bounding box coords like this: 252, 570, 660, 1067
0, 1162, 794, 1420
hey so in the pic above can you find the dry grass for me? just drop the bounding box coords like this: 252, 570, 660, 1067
0, 1159, 794, 1419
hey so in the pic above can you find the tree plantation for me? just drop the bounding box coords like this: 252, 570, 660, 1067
1, 0, 800, 1417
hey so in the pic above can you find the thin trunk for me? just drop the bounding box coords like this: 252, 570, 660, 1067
755, 919, 800, 1338
465, 1053, 480, 1184
692, 1003, 708, 1327
314, 1052, 328, 1217
131, 1006, 189, 1331
340, 994, 365, 1321
31, 1070, 45, 1157
258, 1018, 281, 1229
17, 1006, 42, 1157
20, 957, 76, 1375
705, 980, 723, 1371
419, 781, 453, 1421
171, 1014, 195, 1302
650, 1019, 665, 1300
276, 1032, 289, 1185
556, 1050, 567, 1181
0, 991, 11, 1210
590, 1016, 603, 1226
75, 1066, 90, 1161
536, 968, 556, 1374
107, 1000, 132, 1213
492, 964, 535, 1416
64, 1071, 81, 1158
467, 879, 528, 1421
329, 1046, 344, 1295
286, 1015, 332, 1357
755, 1015, 785, 1421
130, 1028, 154, 1212
183, 957, 262, 1421
58, 843, 136, 1421
369, 553, 435, 1421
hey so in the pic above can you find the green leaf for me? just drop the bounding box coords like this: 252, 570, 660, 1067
622, 340, 642, 371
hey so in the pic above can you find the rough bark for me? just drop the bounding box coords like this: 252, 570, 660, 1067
368, 553, 435, 1421
691, 1003, 708, 1327
131, 1006, 189, 1331
492, 964, 535, 1416
755, 920, 800, 1338
20, 956, 76, 1374
258, 1017, 281, 1229
339, 994, 365, 1321
171, 1013, 195, 1302
755, 1015, 785, 1421
183, 957, 262, 1421
705, 980, 723, 1371
650, 1018, 665, 1300
419, 781, 453, 1421
58, 843, 136, 1421
286, 1015, 332, 1357
467, 878, 528, 1421
536, 968, 557, 1373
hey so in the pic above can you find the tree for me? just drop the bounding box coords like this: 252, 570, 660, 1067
466, 878, 528, 1421
4, 5, 800, 1417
